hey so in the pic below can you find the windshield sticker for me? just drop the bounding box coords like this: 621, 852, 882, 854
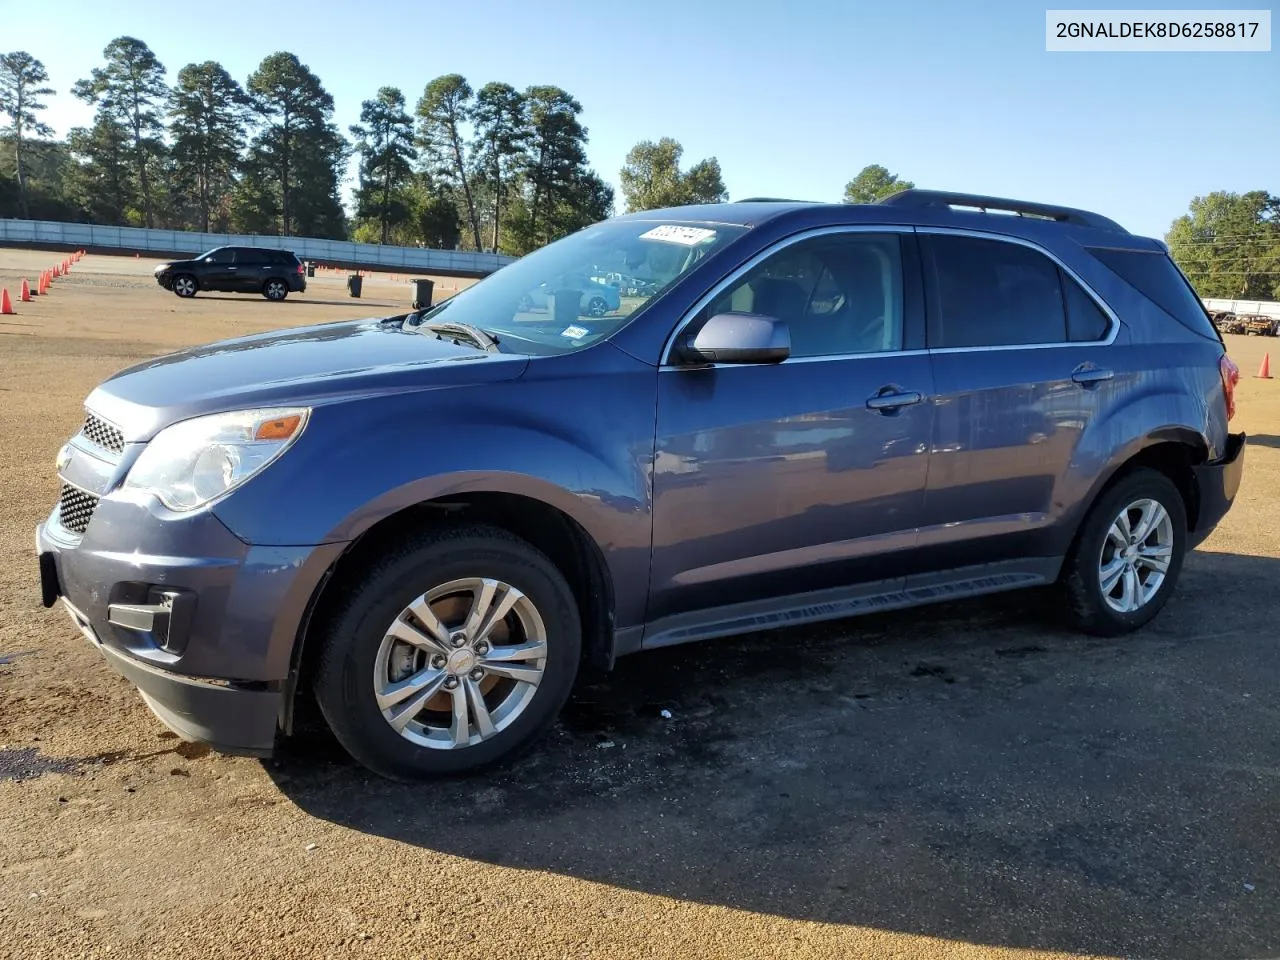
639, 225, 718, 246
561, 325, 590, 340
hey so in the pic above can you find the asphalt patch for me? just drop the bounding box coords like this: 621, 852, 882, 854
0, 746, 78, 782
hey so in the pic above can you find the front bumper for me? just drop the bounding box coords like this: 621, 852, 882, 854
1189, 431, 1246, 548
36, 502, 345, 756
57, 593, 282, 755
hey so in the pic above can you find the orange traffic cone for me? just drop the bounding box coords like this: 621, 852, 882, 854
1257, 352, 1273, 379
20, 279, 31, 302
1, 289, 13, 314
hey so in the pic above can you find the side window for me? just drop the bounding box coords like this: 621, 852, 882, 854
205, 248, 233, 264
1061, 271, 1111, 341
705, 233, 904, 358
925, 235, 1066, 348
237, 248, 266, 265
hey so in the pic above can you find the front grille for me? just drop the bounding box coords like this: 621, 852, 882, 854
80, 413, 125, 455
57, 484, 99, 535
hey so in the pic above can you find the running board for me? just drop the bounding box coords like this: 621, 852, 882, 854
641, 559, 1060, 651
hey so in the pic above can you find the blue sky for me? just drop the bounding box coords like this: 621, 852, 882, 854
10, 0, 1277, 238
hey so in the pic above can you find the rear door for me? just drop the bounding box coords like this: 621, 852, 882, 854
232, 248, 268, 292
647, 228, 935, 629
915, 231, 1116, 574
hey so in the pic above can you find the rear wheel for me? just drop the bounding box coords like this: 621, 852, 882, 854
1058, 468, 1187, 636
311, 526, 581, 779
586, 296, 607, 317
172, 274, 197, 298
263, 278, 289, 301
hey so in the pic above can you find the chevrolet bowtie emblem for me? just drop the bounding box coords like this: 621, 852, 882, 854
55, 444, 72, 473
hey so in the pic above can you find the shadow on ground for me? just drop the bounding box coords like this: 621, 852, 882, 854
268, 551, 1280, 959
1248, 434, 1280, 450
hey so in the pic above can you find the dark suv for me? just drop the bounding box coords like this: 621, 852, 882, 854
154, 246, 307, 301
39, 191, 1245, 780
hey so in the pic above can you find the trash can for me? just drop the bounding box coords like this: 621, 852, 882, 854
412, 278, 434, 310
306, 262, 315, 278
347, 273, 362, 298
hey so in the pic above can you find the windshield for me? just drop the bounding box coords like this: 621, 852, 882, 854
414, 219, 749, 354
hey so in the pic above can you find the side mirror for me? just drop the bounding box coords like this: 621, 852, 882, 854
679, 312, 790, 365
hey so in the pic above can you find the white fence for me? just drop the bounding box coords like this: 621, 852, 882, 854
0, 218, 516, 277
1203, 297, 1280, 318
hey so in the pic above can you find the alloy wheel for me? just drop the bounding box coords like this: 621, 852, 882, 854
1098, 497, 1174, 613
372, 577, 548, 750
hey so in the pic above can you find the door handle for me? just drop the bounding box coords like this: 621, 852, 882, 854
866, 389, 924, 412
1071, 365, 1113, 386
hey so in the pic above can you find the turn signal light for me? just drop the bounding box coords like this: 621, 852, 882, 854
255, 414, 302, 441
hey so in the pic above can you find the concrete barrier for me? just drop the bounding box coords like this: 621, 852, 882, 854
0, 219, 517, 279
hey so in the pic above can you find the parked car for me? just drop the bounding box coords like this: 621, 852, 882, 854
517, 274, 621, 317
154, 246, 307, 301
1241, 314, 1279, 336
39, 190, 1244, 780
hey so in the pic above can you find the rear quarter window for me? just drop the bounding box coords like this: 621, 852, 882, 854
1086, 247, 1219, 341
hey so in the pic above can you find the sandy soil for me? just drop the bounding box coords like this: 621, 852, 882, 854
1, 251, 1278, 960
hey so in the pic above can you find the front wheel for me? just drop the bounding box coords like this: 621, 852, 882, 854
172, 274, 197, 298
263, 278, 289, 301
586, 296, 607, 317
1058, 468, 1187, 637
311, 526, 581, 779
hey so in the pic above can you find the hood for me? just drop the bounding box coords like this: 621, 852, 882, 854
85, 317, 529, 441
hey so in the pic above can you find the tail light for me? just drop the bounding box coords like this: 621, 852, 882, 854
297, 263, 305, 275
1219, 354, 1240, 421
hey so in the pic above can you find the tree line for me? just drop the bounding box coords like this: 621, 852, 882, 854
1166, 191, 1280, 301
0, 41, 931, 255
0, 41, 614, 255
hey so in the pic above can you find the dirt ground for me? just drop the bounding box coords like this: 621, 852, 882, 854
1, 250, 1278, 960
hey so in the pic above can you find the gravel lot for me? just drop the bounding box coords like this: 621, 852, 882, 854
1, 250, 1278, 960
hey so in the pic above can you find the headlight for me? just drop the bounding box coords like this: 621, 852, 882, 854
124, 407, 310, 511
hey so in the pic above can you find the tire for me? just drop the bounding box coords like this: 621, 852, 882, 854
263, 278, 289, 301
1058, 468, 1187, 637
172, 274, 197, 298
311, 525, 581, 780
586, 296, 607, 317
516, 295, 533, 312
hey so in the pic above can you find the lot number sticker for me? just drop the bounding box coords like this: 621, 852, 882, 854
639, 225, 718, 246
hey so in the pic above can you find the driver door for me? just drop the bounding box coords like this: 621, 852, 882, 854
201, 248, 239, 291
647, 229, 935, 629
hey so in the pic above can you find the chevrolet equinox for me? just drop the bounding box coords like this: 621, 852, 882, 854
37, 191, 1246, 779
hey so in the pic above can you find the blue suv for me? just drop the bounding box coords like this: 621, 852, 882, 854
36, 190, 1245, 779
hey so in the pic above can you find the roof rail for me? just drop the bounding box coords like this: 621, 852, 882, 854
737, 197, 807, 203
877, 189, 1127, 233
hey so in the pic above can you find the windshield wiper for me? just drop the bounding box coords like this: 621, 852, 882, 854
415, 320, 501, 353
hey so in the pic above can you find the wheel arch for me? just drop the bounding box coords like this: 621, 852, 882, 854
1062, 428, 1210, 568
282, 489, 619, 735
